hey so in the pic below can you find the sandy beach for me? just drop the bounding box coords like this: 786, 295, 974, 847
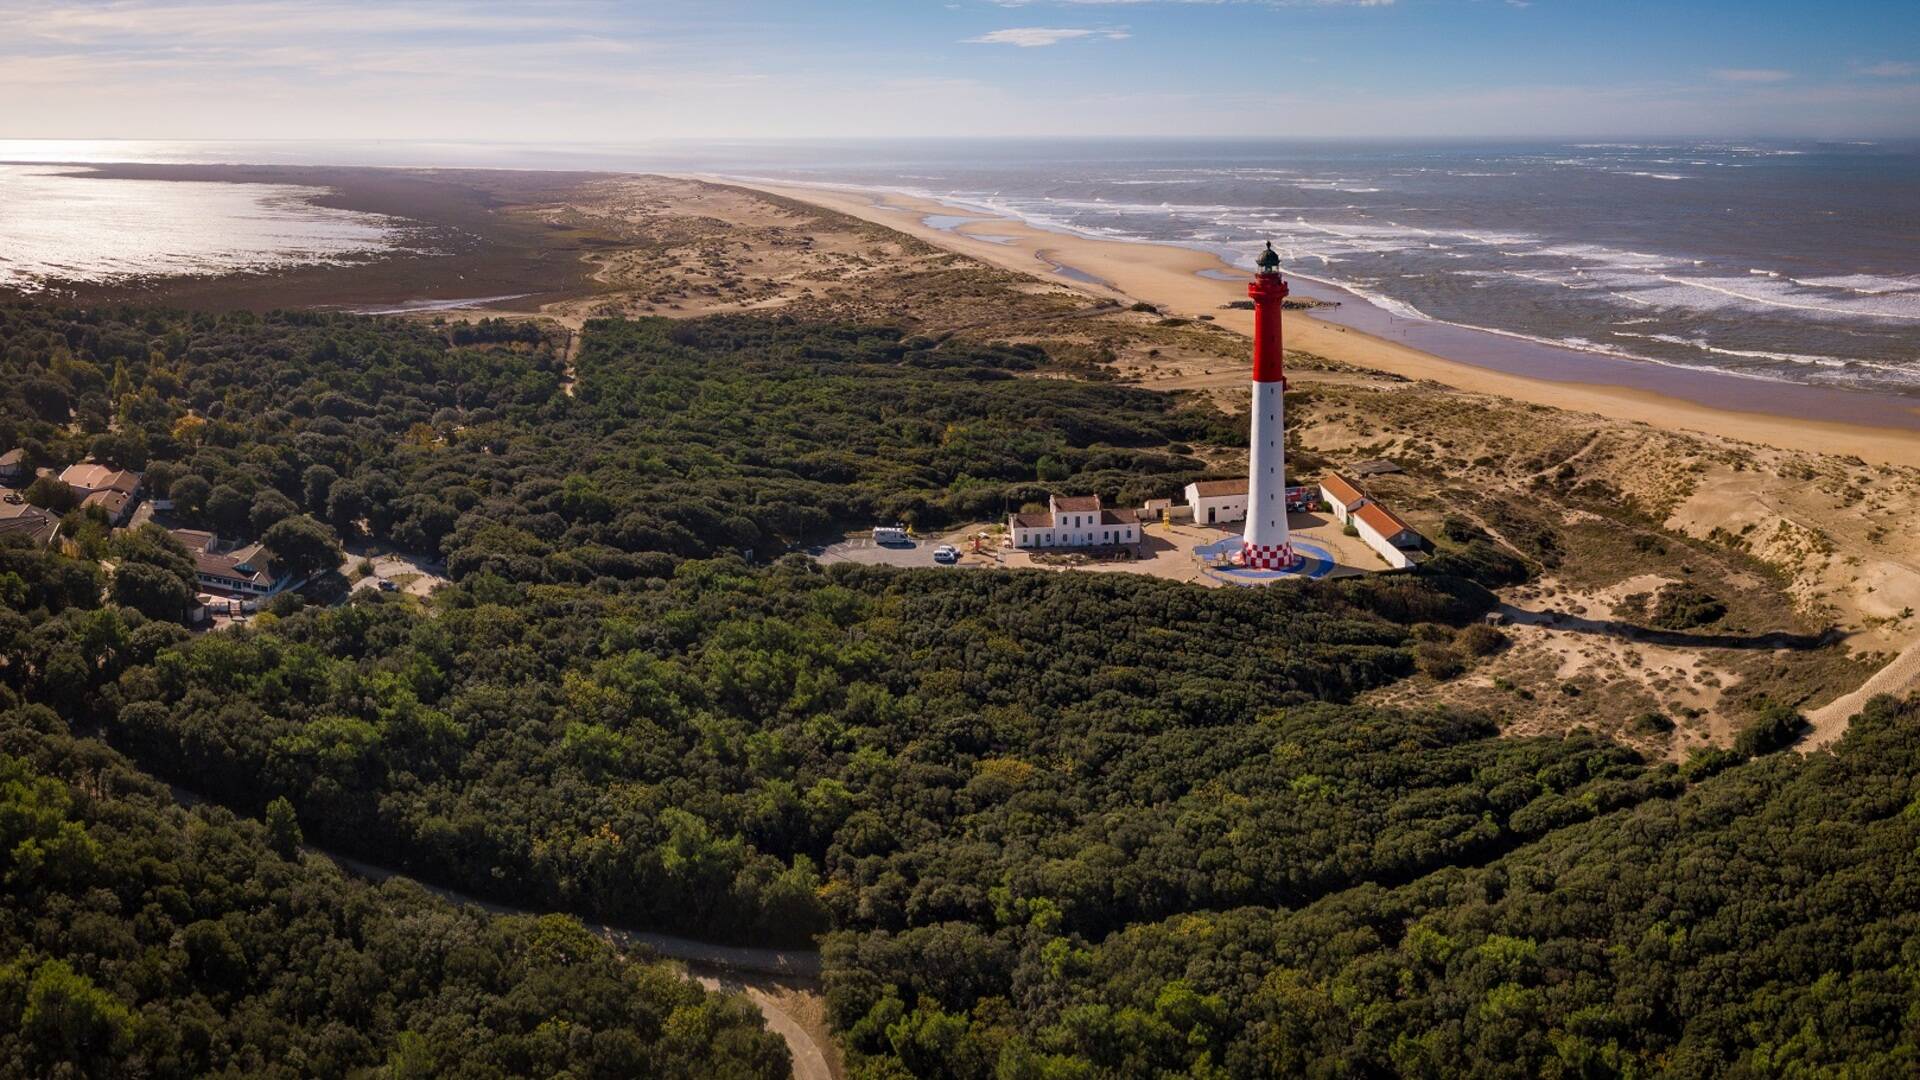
723, 179, 1920, 469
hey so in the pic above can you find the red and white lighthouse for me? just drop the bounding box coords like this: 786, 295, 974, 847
1239, 242, 1296, 570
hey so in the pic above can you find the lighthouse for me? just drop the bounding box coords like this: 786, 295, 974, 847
1239, 242, 1296, 570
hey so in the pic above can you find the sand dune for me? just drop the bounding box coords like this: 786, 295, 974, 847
727, 180, 1920, 469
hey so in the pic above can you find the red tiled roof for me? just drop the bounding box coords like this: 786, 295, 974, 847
1100, 509, 1140, 525
1051, 495, 1101, 512
1355, 501, 1417, 540
1010, 512, 1053, 528
1189, 479, 1247, 498
1321, 472, 1365, 508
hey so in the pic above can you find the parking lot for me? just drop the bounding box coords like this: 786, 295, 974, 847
809, 527, 997, 570
808, 514, 1392, 584
343, 548, 451, 597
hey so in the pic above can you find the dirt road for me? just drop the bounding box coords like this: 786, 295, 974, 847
323, 850, 837, 1079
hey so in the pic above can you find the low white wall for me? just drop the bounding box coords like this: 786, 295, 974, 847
1354, 520, 1416, 568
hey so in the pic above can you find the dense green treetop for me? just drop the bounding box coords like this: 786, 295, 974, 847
6, 301, 1919, 1079
0, 305, 1236, 583
0, 709, 787, 1080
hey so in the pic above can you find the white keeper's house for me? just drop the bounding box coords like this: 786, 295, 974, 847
1008, 494, 1141, 550
1184, 478, 1316, 526
1352, 502, 1426, 569
1320, 472, 1367, 524
1318, 471, 1428, 568
1183, 479, 1248, 526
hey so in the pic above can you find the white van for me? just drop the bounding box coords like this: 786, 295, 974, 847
873, 525, 910, 546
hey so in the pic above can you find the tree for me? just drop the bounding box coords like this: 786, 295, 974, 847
87, 431, 148, 471
326, 480, 370, 537
111, 563, 194, 622
111, 525, 199, 622
205, 485, 250, 537
17, 958, 133, 1070
249, 487, 298, 535
19, 378, 71, 424
114, 523, 195, 581
23, 475, 76, 514
170, 474, 212, 519
265, 796, 303, 859
302, 464, 340, 513
262, 515, 344, 582
1734, 703, 1804, 756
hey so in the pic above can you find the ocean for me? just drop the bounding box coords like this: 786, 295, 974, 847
711, 139, 1920, 396
2, 138, 1916, 395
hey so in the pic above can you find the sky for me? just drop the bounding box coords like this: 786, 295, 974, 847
3, 0, 1918, 141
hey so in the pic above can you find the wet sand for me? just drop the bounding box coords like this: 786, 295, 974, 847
10, 163, 608, 313
721, 179, 1920, 468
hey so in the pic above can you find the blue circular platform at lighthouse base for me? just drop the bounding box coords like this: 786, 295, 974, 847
1192, 538, 1337, 584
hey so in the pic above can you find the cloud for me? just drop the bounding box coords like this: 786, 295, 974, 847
1713, 68, 1792, 83
0, 0, 599, 44
964, 27, 1130, 46
1858, 61, 1916, 78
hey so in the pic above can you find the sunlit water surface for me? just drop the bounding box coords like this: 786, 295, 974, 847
0, 164, 401, 291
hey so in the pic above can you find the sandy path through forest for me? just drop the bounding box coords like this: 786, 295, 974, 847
317, 851, 838, 1080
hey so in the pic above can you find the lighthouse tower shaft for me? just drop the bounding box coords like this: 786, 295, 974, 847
1241, 259, 1294, 570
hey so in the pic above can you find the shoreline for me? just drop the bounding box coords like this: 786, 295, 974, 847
0, 162, 605, 313
719, 177, 1920, 468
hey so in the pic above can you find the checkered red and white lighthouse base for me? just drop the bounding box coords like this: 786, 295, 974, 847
1237, 540, 1297, 570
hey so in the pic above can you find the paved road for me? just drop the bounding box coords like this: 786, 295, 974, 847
812, 535, 947, 568
811, 528, 997, 571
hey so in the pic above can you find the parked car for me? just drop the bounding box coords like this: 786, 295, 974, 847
377, 579, 399, 592
933, 545, 959, 564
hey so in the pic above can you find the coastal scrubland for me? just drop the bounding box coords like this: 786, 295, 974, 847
5, 172, 1920, 1078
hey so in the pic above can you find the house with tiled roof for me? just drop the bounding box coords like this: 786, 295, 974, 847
169, 529, 302, 599
1008, 494, 1141, 550
0, 450, 26, 485
60, 463, 143, 525
82, 488, 135, 523
60, 463, 142, 495
1351, 501, 1427, 569
1320, 472, 1367, 523
0, 498, 59, 548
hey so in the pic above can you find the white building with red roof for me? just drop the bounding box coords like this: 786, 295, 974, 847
1319, 472, 1367, 524
1352, 501, 1426, 569
1008, 494, 1141, 550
